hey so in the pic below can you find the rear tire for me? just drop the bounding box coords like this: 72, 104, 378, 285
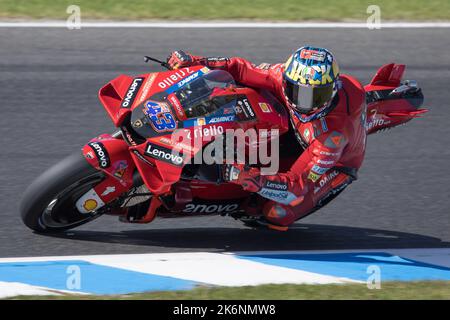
20, 152, 105, 233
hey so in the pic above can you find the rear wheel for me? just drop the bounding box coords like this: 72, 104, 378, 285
20, 152, 106, 233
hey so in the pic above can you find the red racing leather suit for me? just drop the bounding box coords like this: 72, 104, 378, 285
188, 55, 367, 227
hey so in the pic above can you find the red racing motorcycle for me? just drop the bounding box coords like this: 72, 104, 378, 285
20, 58, 427, 233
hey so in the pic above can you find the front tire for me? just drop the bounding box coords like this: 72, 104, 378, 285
20, 152, 105, 233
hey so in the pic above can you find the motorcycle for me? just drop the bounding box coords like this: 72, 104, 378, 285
20, 57, 427, 233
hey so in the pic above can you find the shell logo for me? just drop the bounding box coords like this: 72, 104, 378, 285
83, 199, 98, 212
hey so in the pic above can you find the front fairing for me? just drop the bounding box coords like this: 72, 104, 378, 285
98, 66, 289, 195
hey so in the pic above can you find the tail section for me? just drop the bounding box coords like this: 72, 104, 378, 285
364, 63, 428, 135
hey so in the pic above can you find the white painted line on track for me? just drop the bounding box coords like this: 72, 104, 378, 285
0, 281, 87, 298
0, 21, 450, 28
85, 252, 360, 286
1, 248, 449, 297
0, 252, 359, 286
0, 281, 60, 298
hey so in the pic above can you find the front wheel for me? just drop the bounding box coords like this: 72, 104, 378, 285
20, 152, 106, 233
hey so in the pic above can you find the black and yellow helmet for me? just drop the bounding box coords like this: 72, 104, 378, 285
283, 46, 340, 117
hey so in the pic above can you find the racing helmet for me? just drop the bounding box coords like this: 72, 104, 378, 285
283, 46, 340, 119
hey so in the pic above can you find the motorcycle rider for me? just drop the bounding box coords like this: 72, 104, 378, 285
167, 47, 367, 231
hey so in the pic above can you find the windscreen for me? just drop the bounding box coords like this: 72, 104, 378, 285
171, 69, 236, 119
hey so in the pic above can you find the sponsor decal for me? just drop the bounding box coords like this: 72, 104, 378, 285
159, 137, 194, 152
132, 150, 154, 167
311, 165, 329, 175
197, 118, 206, 126
235, 97, 256, 121
303, 128, 311, 142
324, 131, 345, 148
317, 159, 335, 165
144, 142, 185, 167
314, 170, 340, 194
136, 73, 157, 105
365, 109, 391, 132
83, 199, 98, 211
208, 115, 235, 124
234, 105, 243, 114
112, 160, 128, 179
161, 67, 210, 94
168, 94, 185, 119
121, 77, 144, 108
144, 101, 169, 116
132, 119, 144, 128
187, 125, 224, 139
75, 188, 105, 214
88, 142, 110, 169
182, 203, 239, 214
101, 186, 116, 197
144, 101, 177, 132
366, 117, 390, 131
85, 151, 94, 159
258, 102, 271, 113
157, 68, 194, 90
307, 171, 321, 182
300, 49, 326, 62
176, 71, 201, 89
267, 205, 287, 219
121, 126, 137, 146
319, 150, 340, 156
206, 57, 229, 63
258, 188, 297, 205
264, 180, 288, 191
241, 98, 255, 117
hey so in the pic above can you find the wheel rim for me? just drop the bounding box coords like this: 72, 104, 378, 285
38, 172, 106, 229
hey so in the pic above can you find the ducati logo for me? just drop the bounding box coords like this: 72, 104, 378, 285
133, 119, 143, 128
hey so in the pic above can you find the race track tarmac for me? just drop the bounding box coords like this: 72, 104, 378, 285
0, 27, 449, 257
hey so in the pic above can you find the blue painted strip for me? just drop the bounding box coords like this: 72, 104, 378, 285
0, 260, 197, 295
237, 252, 450, 281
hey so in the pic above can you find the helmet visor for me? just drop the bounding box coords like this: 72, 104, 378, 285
285, 80, 334, 113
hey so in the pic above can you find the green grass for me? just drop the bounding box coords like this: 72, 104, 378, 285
8, 281, 450, 300
0, 0, 449, 21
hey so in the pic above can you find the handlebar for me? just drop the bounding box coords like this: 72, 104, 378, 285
144, 55, 171, 70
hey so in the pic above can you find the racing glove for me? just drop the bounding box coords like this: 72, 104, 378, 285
223, 164, 262, 193
167, 50, 195, 69
223, 164, 307, 207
